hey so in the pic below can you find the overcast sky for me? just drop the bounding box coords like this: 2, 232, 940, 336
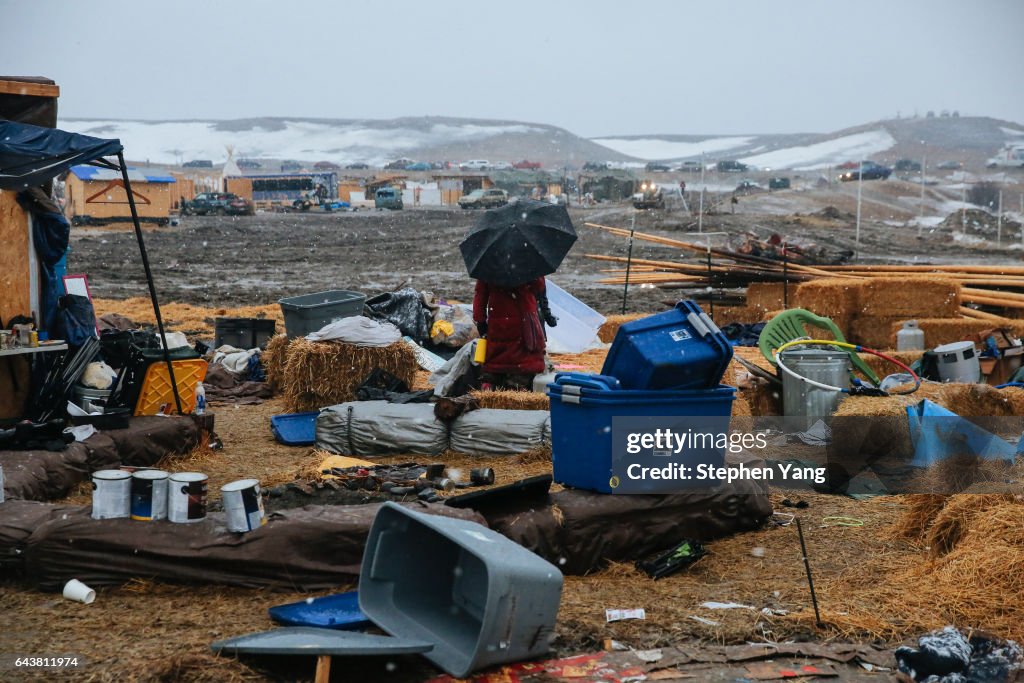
2, 0, 1021, 137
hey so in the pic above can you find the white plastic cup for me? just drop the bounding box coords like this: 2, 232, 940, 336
63, 579, 96, 604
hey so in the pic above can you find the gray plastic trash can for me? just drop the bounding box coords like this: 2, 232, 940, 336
278, 290, 366, 338
359, 502, 563, 678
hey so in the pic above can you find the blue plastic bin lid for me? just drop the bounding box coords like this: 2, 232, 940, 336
210, 627, 433, 656
552, 372, 622, 391
601, 300, 733, 390
268, 591, 371, 630
270, 412, 320, 447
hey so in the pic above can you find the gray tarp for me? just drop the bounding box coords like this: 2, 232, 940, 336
316, 402, 449, 456
449, 409, 550, 455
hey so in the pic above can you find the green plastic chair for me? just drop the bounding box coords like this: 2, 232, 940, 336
758, 308, 880, 385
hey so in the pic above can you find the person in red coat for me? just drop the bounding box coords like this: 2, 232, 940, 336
473, 276, 557, 389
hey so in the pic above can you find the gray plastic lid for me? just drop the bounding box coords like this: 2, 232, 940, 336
210, 627, 434, 656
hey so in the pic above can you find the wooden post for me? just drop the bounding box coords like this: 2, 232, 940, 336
315, 655, 331, 683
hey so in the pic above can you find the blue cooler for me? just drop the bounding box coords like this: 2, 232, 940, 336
547, 373, 735, 493
601, 300, 733, 390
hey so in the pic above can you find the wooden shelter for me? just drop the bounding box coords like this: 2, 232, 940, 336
65, 165, 176, 225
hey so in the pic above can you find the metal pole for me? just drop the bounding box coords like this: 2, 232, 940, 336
961, 181, 967, 231
118, 152, 184, 415
700, 152, 705, 187
855, 161, 863, 258
918, 153, 926, 236
698, 189, 704, 234
796, 518, 823, 628
783, 244, 789, 308
706, 246, 713, 320
997, 190, 1003, 247
622, 212, 636, 314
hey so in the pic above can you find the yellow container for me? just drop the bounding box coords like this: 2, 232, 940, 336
473, 338, 487, 364
134, 359, 208, 416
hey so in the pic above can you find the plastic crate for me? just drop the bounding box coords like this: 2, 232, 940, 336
278, 290, 366, 339
214, 318, 277, 349
601, 300, 733, 391
360, 502, 563, 678
134, 359, 208, 416
547, 372, 735, 493
270, 412, 319, 446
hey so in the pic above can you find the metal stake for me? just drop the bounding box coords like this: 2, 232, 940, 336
796, 518, 823, 628
622, 212, 636, 314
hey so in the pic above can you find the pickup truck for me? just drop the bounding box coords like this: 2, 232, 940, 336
458, 188, 508, 209
182, 192, 253, 216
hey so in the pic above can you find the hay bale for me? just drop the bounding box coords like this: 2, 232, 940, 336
598, 313, 648, 343
471, 389, 550, 411
859, 277, 961, 318
281, 339, 418, 413
909, 318, 1002, 348
713, 305, 767, 325
891, 494, 949, 539
793, 278, 862, 319
262, 334, 292, 392
746, 282, 794, 311
848, 315, 909, 349
743, 381, 782, 416
732, 397, 752, 416
857, 350, 924, 380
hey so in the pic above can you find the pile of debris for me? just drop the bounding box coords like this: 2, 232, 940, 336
940, 207, 1022, 239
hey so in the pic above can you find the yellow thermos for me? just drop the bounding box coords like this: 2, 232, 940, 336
473, 338, 487, 364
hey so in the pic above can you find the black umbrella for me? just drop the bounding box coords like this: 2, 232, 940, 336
459, 200, 577, 288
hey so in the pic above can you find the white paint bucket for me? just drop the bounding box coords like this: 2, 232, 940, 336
91, 470, 131, 519
168, 472, 208, 523
221, 479, 265, 532
130, 470, 169, 521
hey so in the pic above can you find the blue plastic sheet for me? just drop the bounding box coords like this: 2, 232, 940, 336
905, 399, 1017, 468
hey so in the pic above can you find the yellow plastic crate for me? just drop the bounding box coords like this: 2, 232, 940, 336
134, 359, 208, 416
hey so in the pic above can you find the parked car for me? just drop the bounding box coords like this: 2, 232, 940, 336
182, 192, 252, 216
183, 159, 213, 168
583, 161, 610, 171
458, 188, 509, 209
383, 158, 412, 170
314, 161, 340, 170
893, 159, 922, 172
459, 160, 490, 171
513, 160, 542, 170
936, 160, 962, 170
645, 162, 671, 172
676, 161, 703, 172
490, 161, 513, 171
405, 162, 432, 171
716, 160, 748, 173
768, 177, 791, 191
838, 161, 892, 181
237, 159, 262, 169
374, 187, 404, 210
346, 162, 370, 169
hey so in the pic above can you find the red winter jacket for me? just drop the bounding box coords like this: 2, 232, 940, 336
472, 277, 546, 374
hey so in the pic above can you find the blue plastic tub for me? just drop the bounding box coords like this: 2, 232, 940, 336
601, 300, 733, 391
547, 372, 735, 493
270, 412, 320, 446
268, 591, 371, 630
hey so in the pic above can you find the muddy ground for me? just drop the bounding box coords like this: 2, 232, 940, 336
68, 185, 1021, 319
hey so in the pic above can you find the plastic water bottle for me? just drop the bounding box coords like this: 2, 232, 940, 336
195, 382, 207, 416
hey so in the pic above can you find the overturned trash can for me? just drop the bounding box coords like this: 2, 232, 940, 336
359, 502, 563, 678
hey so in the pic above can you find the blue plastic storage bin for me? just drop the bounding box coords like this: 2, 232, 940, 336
547, 372, 735, 493
270, 412, 320, 446
601, 300, 733, 390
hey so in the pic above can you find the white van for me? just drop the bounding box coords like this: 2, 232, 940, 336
459, 160, 490, 170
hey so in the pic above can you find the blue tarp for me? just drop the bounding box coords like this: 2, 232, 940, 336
905, 399, 1017, 467
0, 120, 122, 190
